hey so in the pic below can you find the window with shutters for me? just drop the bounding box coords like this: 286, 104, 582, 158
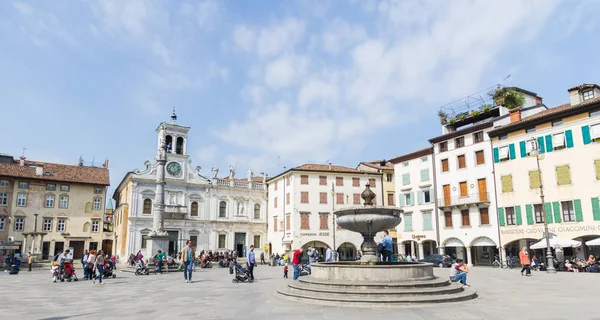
319, 176, 327, 185
499, 146, 509, 161
336, 177, 343, 186
439, 142, 448, 152
423, 213, 432, 230
402, 173, 410, 185
552, 120, 562, 127
501, 175, 513, 193
556, 165, 571, 185
441, 159, 449, 172
461, 209, 470, 226
459, 181, 468, 197
280, 220, 284, 231
479, 208, 489, 225
534, 204, 544, 223
473, 131, 484, 143
301, 175, 309, 184
505, 207, 516, 225
402, 162, 409, 167
274, 197, 278, 208
553, 132, 566, 150
475, 150, 485, 165
300, 212, 310, 230
596, 160, 600, 180
336, 193, 344, 204
143, 199, 152, 214
190, 201, 199, 216
423, 189, 432, 203
420, 169, 430, 182
404, 214, 413, 231
273, 217, 278, 232
444, 211, 453, 228
286, 193, 290, 204
319, 213, 329, 230
352, 177, 360, 186
320, 192, 327, 204
368, 179, 376, 188
455, 137, 465, 148
457, 155, 466, 169
404, 193, 413, 206
0, 193, 7, 206
387, 193, 395, 206
562, 201, 575, 222
529, 170, 541, 189
353, 193, 360, 204
386, 173, 393, 182
591, 124, 600, 142
301, 192, 309, 204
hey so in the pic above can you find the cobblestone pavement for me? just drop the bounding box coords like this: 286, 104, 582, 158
2, 264, 600, 320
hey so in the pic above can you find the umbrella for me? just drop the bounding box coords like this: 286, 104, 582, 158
530, 236, 581, 249
585, 238, 600, 246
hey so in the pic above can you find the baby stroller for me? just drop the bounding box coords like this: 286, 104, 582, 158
229, 261, 253, 283
61, 261, 79, 282
135, 259, 150, 276
103, 260, 117, 279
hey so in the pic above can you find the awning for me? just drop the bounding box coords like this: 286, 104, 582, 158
444, 238, 465, 247
471, 237, 496, 247
530, 236, 581, 249
0, 245, 20, 250
586, 238, 600, 246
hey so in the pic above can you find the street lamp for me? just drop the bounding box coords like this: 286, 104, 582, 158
331, 182, 337, 261
528, 138, 556, 274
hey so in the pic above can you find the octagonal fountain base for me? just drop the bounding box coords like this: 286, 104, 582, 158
277, 262, 477, 307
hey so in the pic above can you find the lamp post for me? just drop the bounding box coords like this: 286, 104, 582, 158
331, 182, 337, 261
528, 138, 556, 274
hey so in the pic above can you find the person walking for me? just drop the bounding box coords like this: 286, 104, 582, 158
247, 245, 256, 281
93, 250, 106, 285
260, 251, 265, 265
81, 250, 90, 280
292, 248, 303, 280
519, 247, 531, 276
27, 253, 32, 272
155, 250, 165, 274
325, 245, 333, 262
381, 230, 393, 262
87, 250, 97, 280
181, 240, 195, 283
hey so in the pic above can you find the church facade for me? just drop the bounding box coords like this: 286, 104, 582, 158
112, 118, 267, 260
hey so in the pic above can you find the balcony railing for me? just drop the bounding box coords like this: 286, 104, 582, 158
437, 192, 490, 208
213, 179, 265, 190
165, 205, 188, 214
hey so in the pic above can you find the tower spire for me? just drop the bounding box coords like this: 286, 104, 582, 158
171, 107, 177, 124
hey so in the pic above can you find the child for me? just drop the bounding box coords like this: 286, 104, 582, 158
283, 262, 288, 278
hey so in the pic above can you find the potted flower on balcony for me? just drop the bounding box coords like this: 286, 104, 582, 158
470, 110, 480, 117
458, 113, 467, 121
480, 104, 492, 113
448, 117, 457, 125
490, 86, 525, 110
438, 110, 448, 125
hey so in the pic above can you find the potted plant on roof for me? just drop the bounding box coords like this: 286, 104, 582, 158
490, 86, 525, 110
458, 113, 467, 121
480, 104, 492, 113
448, 117, 456, 125
438, 110, 448, 125
470, 110, 480, 117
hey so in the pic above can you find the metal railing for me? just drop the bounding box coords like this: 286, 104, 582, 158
213, 179, 264, 190
437, 192, 490, 207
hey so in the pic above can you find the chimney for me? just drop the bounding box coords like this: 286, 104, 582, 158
328, 163, 332, 170
509, 108, 522, 123
535, 96, 543, 105
35, 165, 43, 176
19, 155, 25, 166
104, 159, 109, 168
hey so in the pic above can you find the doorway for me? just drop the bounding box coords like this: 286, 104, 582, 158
478, 178, 488, 201
42, 242, 50, 260
70, 241, 85, 259
167, 231, 179, 257
54, 242, 64, 256
102, 240, 113, 256
443, 185, 451, 206
235, 233, 246, 258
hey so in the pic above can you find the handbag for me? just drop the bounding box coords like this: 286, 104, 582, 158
177, 263, 183, 271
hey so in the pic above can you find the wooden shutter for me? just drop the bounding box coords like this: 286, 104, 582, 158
286, 215, 290, 229
286, 193, 290, 204
398, 193, 405, 207
544, 203, 553, 224
336, 193, 344, 204
354, 193, 360, 205
301, 175, 309, 184
545, 135, 553, 152
493, 148, 499, 163
420, 169, 429, 181
537, 136, 546, 153
595, 160, 600, 180
552, 202, 562, 223
352, 177, 360, 186
300, 213, 309, 230
592, 197, 600, 221
423, 213, 432, 230
336, 177, 343, 186
320, 192, 327, 204
274, 197, 278, 208
525, 204, 534, 225
458, 155, 466, 168
369, 179, 376, 187
274, 217, 278, 231
529, 170, 541, 189
459, 182, 468, 197
565, 130, 574, 148
582, 125, 592, 145
444, 211, 452, 227
443, 185, 451, 206
319, 176, 327, 185
461, 209, 470, 226
501, 175, 513, 192
574, 199, 583, 222
478, 179, 487, 201
476, 151, 485, 165
442, 159, 449, 172
404, 214, 413, 231
556, 165, 571, 185
515, 205, 522, 225
320, 213, 328, 230
402, 173, 410, 185
519, 141, 527, 157
387, 193, 395, 206
417, 190, 423, 205
498, 207, 505, 226
509, 144, 516, 160
301, 192, 309, 203
479, 208, 489, 225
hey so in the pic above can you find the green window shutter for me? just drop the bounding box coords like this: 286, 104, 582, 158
552, 202, 562, 223
420, 169, 429, 182
493, 148, 499, 163
519, 141, 527, 158
525, 204, 534, 225
423, 213, 432, 230
582, 125, 592, 145
402, 173, 410, 185
574, 199, 583, 222
515, 205, 522, 225
509, 144, 516, 160
565, 129, 574, 148
545, 135, 553, 152
498, 207, 505, 226
409, 192, 415, 206
417, 190, 423, 205
545, 202, 553, 224
404, 214, 413, 231
537, 136, 545, 153
592, 197, 600, 221
398, 194, 405, 207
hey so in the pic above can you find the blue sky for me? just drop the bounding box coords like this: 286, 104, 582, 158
1, 0, 599, 194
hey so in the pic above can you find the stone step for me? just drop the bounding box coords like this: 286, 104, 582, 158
298, 276, 450, 289
287, 282, 464, 296
277, 287, 477, 306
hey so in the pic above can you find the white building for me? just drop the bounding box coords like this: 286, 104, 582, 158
112, 118, 267, 260
429, 87, 545, 265
266, 164, 383, 261
389, 147, 436, 260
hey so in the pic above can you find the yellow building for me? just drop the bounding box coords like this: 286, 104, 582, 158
0, 155, 110, 260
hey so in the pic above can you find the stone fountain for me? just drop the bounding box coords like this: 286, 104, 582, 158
277, 184, 477, 307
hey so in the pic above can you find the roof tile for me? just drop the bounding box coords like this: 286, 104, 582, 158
0, 159, 109, 185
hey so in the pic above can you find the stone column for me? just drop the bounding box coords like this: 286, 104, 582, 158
500, 246, 507, 264
418, 242, 424, 259
147, 125, 170, 260
466, 246, 472, 267
439, 247, 444, 255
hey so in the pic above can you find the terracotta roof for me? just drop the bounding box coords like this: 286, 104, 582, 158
0, 159, 109, 186
567, 83, 600, 92
389, 147, 433, 164
489, 96, 600, 136
429, 121, 494, 144
294, 164, 362, 173
359, 161, 394, 170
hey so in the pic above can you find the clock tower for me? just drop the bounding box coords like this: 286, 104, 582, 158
157, 109, 191, 180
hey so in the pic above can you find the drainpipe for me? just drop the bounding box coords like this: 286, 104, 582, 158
431, 146, 441, 253
488, 136, 503, 260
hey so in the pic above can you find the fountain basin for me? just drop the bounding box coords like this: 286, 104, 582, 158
311, 261, 434, 282
334, 206, 402, 234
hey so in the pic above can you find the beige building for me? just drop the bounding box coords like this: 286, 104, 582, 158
488, 84, 600, 260
0, 154, 110, 260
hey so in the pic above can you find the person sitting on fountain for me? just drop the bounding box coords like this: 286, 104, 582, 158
381, 230, 393, 262
453, 259, 470, 288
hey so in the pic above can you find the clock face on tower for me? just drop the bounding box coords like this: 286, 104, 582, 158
166, 162, 182, 177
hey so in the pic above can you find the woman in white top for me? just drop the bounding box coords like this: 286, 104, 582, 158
86, 250, 97, 280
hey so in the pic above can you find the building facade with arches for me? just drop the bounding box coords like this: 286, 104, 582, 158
112, 120, 267, 260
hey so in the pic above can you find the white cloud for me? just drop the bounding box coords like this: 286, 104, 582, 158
195, 0, 220, 29
321, 18, 367, 54
233, 25, 255, 52
264, 55, 307, 88
256, 17, 305, 57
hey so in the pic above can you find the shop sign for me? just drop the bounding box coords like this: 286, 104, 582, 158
299, 232, 330, 237
501, 224, 600, 235
412, 235, 427, 241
